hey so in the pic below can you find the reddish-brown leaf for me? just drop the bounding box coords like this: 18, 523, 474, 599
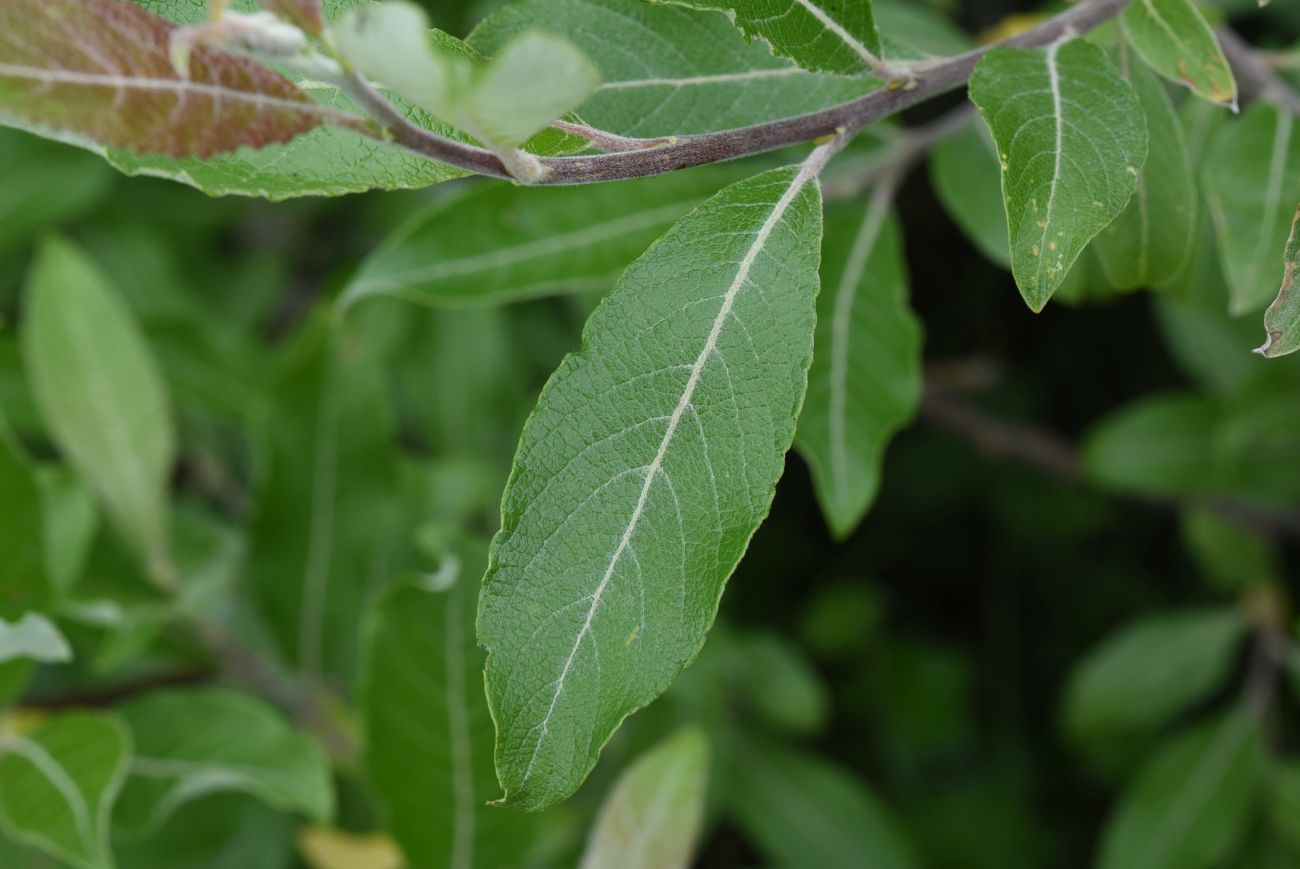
260, 0, 326, 35
0, 0, 365, 158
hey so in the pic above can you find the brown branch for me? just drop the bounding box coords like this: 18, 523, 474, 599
344, 0, 1132, 186
1218, 26, 1300, 116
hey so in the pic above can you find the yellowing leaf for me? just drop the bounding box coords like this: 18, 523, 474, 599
298, 827, 403, 869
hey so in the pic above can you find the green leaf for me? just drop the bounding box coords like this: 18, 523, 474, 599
0, 711, 131, 869
360, 542, 538, 869
661, 0, 885, 76
0, 425, 48, 618
1099, 713, 1262, 869
1120, 0, 1236, 108
727, 739, 916, 869
1094, 51, 1197, 290
1204, 102, 1300, 314
0, 613, 71, 664
968, 39, 1147, 311
1258, 204, 1300, 357
1180, 507, 1280, 592
467, 0, 873, 137
480, 163, 827, 810
22, 238, 176, 587
579, 728, 709, 869
1063, 608, 1245, 741
1081, 392, 1220, 497
929, 124, 1011, 267
0, 131, 111, 258
113, 793, 294, 869
336, 3, 598, 151
795, 190, 921, 539
115, 688, 333, 835
343, 168, 741, 309
35, 465, 99, 597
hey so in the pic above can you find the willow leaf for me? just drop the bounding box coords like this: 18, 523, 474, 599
795, 189, 920, 539
662, 0, 884, 76
969, 39, 1147, 311
1258, 204, 1300, 357
480, 162, 827, 810
1120, 0, 1236, 107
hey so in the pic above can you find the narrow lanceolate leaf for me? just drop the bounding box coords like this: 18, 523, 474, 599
362, 543, 537, 869
116, 688, 333, 835
0, 614, 71, 664
344, 169, 740, 308
1099, 713, 1262, 869
1258, 205, 1300, 357
22, 238, 176, 586
796, 186, 921, 539
0, 0, 362, 159
1095, 51, 1197, 289
468, 0, 872, 138
580, 728, 709, 869
480, 160, 829, 810
0, 712, 131, 869
1120, 0, 1237, 107
664, 0, 884, 76
260, 0, 326, 35
1204, 103, 1300, 314
969, 39, 1147, 311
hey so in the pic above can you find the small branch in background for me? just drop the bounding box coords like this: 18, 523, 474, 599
1218, 27, 1300, 116
823, 104, 976, 201
28, 668, 211, 711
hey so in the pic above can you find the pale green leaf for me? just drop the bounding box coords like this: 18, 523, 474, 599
343, 168, 741, 308
1204, 102, 1300, 314
467, 0, 873, 137
0, 711, 131, 869
969, 39, 1147, 311
1257, 204, 1300, 357
580, 728, 709, 869
35, 465, 99, 596
1094, 51, 1197, 289
115, 688, 333, 836
480, 164, 826, 810
661, 0, 884, 76
0, 614, 71, 664
1099, 713, 1262, 869
795, 192, 921, 539
360, 542, 537, 869
728, 739, 916, 869
1120, 0, 1236, 107
1063, 608, 1245, 740
929, 123, 1011, 267
22, 238, 176, 586
1081, 392, 1220, 497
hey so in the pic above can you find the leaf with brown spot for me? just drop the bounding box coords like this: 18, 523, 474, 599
260, 0, 326, 35
0, 0, 366, 159
1257, 204, 1300, 358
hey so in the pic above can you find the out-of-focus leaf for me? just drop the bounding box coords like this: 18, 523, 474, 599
0, 425, 47, 617
116, 688, 332, 836
1258, 204, 1300, 358
1081, 392, 1221, 497
1099, 713, 1262, 869
1268, 763, 1300, 854
114, 792, 295, 869
1064, 608, 1245, 740
22, 238, 176, 587
0, 614, 70, 664
929, 124, 1010, 267
298, 827, 403, 869
261, 0, 325, 34
0, 132, 111, 257
1120, 0, 1236, 107
580, 728, 709, 869
1216, 382, 1300, 501
0, 711, 131, 869
468, 0, 873, 138
361, 542, 537, 869
796, 192, 921, 539
1180, 507, 1280, 592
728, 739, 916, 869
35, 466, 98, 597
969, 40, 1146, 310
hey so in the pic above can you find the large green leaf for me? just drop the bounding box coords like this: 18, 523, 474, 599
480, 164, 826, 810
0, 711, 131, 869
1258, 204, 1300, 358
1099, 713, 1262, 869
1063, 608, 1245, 741
1204, 102, 1300, 314
1094, 51, 1197, 290
969, 39, 1147, 311
1120, 0, 1236, 107
579, 728, 709, 869
115, 688, 333, 836
361, 543, 537, 869
661, 0, 885, 76
343, 168, 741, 308
22, 238, 176, 587
467, 0, 872, 138
796, 191, 920, 539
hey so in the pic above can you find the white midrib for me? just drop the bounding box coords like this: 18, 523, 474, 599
0, 63, 343, 119
828, 186, 890, 495
3, 737, 96, 855
519, 154, 827, 788
1038, 40, 1066, 298
792, 0, 878, 67
599, 67, 803, 90
446, 579, 476, 869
